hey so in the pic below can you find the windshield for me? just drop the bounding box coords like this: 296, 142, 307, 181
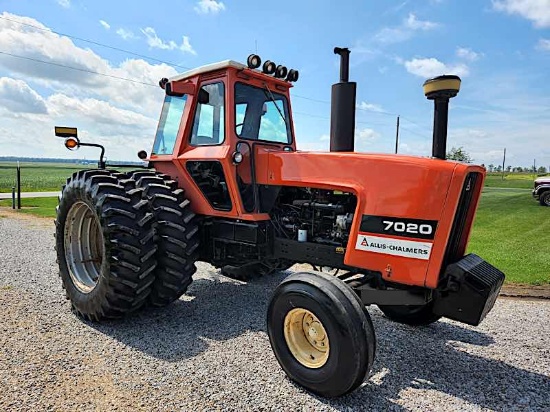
152, 94, 187, 155
234, 82, 292, 144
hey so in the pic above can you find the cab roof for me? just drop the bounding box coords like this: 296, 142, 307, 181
168, 59, 292, 88
169, 60, 247, 82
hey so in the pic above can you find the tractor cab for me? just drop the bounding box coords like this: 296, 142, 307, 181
150, 57, 298, 218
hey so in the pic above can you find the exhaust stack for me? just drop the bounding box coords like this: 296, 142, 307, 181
423, 75, 461, 160
330, 47, 356, 152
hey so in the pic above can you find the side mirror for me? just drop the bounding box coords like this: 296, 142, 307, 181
198, 88, 210, 104
262, 103, 267, 116
166, 81, 195, 97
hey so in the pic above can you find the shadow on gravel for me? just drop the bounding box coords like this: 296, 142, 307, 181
88, 269, 549, 411
88, 267, 285, 361
323, 314, 550, 411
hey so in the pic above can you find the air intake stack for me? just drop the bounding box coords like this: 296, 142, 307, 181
423, 75, 461, 160
330, 47, 356, 152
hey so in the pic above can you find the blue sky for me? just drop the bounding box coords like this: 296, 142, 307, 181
0, 0, 549, 169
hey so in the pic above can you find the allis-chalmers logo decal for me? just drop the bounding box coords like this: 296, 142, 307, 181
355, 215, 438, 260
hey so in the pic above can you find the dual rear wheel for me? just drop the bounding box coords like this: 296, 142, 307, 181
55, 169, 199, 319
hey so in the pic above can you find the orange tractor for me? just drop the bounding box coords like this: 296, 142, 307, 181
54, 48, 504, 397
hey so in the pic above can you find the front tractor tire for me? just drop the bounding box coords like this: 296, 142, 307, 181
125, 171, 200, 307
267, 271, 376, 398
55, 170, 157, 320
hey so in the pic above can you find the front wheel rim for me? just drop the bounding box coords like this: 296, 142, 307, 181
64, 201, 105, 293
284, 308, 330, 368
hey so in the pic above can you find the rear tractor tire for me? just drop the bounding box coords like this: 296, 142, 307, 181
267, 271, 376, 397
55, 169, 157, 320
378, 302, 441, 326
125, 170, 200, 307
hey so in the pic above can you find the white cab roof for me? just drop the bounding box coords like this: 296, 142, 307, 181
169, 60, 247, 82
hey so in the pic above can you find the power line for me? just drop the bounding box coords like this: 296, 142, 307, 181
2, 14, 430, 129
0, 50, 158, 87
400, 125, 428, 139
0, 15, 191, 71
400, 115, 432, 134
1, 15, 434, 135
293, 93, 398, 117
0, 50, 394, 127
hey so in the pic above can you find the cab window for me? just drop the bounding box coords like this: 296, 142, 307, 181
234, 82, 292, 144
190, 82, 225, 146
152, 94, 187, 155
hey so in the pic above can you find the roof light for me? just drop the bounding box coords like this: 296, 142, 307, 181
286, 69, 299, 82
275, 65, 288, 79
247, 54, 261, 69
262, 60, 276, 75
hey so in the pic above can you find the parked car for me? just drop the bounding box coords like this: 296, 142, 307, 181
533, 177, 550, 206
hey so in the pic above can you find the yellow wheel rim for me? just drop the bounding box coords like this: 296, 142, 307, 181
283, 308, 330, 368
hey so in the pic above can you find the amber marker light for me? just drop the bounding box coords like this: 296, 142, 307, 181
64, 137, 80, 151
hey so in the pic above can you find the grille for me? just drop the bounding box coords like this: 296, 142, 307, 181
443, 172, 481, 266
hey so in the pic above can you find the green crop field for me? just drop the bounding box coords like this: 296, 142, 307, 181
483, 173, 544, 189
0, 162, 84, 193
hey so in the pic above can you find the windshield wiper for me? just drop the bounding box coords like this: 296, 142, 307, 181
262, 82, 287, 125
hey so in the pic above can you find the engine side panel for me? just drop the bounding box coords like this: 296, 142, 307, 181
257, 149, 484, 288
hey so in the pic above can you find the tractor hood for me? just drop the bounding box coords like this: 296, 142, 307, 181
255, 149, 485, 289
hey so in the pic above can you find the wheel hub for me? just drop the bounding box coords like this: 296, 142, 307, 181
283, 308, 330, 368
64, 201, 105, 294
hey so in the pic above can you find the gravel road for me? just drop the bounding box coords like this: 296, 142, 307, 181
0, 215, 549, 411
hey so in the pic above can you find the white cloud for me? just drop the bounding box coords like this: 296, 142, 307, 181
357, 128, 380, 143
456, 47, 481, 61
375, 13, 439, 44
57, 0, 70, 8
99, 20, 110, 30
493, 0, 550, 28
141, 27, 196, 55
537, 38, 550, 50
357, 101, 386, 113
116, 28, 137, 40
0, 13, 111, 87
0, 77, 48, 115
0, 13, 184, 160
194, 0, 226, 14
404, 13, 439, 30
404, 57, 469, 78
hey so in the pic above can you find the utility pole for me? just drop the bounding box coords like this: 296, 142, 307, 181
501, 148, 506, 180
395, 115, 400, 154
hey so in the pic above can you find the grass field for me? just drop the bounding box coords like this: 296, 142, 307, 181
0, 197, 58, 218
468, 188, 549, 285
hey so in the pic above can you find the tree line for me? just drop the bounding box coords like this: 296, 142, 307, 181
446, 147, 548, 174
